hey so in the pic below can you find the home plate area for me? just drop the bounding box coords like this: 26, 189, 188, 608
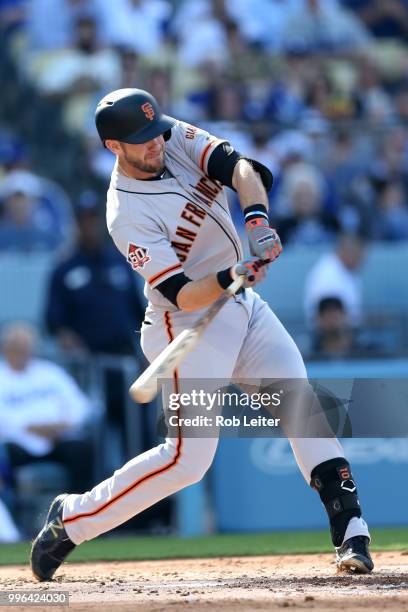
1, 552, 408, 611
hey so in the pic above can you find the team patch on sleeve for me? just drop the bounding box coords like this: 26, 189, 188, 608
185, 125, 197, 139
127, 242, 151, 270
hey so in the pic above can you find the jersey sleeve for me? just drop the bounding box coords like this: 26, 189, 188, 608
171, 121, 228, 175
110, 219, 184, 289
170, 121, 273, 191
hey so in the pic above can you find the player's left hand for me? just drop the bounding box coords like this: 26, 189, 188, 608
231, 257, 270, 288
246, 218, 282, 262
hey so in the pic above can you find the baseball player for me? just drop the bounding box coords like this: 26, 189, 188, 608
31, 88, 373, 580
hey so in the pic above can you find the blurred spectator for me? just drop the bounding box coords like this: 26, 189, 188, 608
86, 137, 116, 182
208, 80, 245, 121
337, 172, 376, 238
304, 70, 335, 118
280, 0, 372, 53
28, 15, 120, 137
0, 443, 20, 543
0, 499, 20, 543
300, 110, 332, 166
341, 0, 408, 40
32, 15, 120, 98
147, 68, 173, 115
325, 131, 376, 236
353, 56, 395, 122
0, 0, 26, 37
373, 181, 408, 241
265, 61, 307, 124
172, 0, 231, 67
326, 131, 365, 199
275, 162, 339, 245
394, 81, 408, 122
26, 0, 143, 50
271, 130, 313, 169
104, 0, 172, 56
268, 131, 314, 212
304, 233, 366, 327
45, 193, 144, 355
202, 94, 253, 153
227, 0, 300, 50
0, 169, 74, 252
312, 296, 355, 357
27, 0, 95, 50
0, 322, 93, 491
0, 130, 28, 172
173, 0, 305, 58
118, 47, 142, 90
173, 0, 373, 57
45, 194, 145, 452
370, 126, 408, 188
0, 186, 58, 252
246, 124, 277, 176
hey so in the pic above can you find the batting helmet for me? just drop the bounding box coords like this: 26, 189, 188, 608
95, 88, 176, 145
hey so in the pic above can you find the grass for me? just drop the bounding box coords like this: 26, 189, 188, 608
1, 527, 408, 566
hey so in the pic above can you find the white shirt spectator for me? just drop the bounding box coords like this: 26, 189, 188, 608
172, 0, 230, 67
173, 0, 301, 54
100, 0, 171, 55
32, 48, 120, 95
27, 0, 95, 50
26, 0, 132, 49
304, 252, 363, 327
226, 0, 301, 50
0, 498, 20, 543
0, 359, 91, 457
281, 0, 372, 52
270, 130, 314, 168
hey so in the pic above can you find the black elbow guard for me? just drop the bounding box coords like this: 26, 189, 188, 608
156, 272, 192, 307
245, 158, 274, 192
207, 142, 273, 192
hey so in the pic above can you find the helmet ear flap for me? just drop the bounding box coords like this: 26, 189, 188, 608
163, 129, 172, 142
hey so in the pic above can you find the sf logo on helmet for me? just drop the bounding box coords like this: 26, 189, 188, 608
141, 102, 155, 121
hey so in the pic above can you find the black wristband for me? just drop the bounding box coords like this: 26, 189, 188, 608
243, 204, 269, 223
217, 268, 234, 290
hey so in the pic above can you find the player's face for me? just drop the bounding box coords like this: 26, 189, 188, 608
119, 136, 165, 176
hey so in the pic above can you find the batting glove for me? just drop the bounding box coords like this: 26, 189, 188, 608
231, 257, 269, 288
244, 204, 282, 262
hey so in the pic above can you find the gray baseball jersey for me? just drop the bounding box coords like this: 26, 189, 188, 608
107, 120, 243, 311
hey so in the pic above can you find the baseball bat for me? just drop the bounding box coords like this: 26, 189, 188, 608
129, 275, 245, 403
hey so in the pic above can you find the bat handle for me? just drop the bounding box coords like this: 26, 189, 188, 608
227, 274, 246, 295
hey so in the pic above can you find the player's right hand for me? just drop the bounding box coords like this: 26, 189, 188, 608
246, 219, 282, 262
230, 257, 269, 288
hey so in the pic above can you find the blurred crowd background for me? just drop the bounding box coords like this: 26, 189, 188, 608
0, 0, 408, 542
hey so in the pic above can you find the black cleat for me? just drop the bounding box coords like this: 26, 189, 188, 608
336, 535, 374, 574
30, 494, 76, 581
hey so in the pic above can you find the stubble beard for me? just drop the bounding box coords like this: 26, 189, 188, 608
123, 150, 165, 175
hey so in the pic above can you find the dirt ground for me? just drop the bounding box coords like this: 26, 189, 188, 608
1, 552, 408, 611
